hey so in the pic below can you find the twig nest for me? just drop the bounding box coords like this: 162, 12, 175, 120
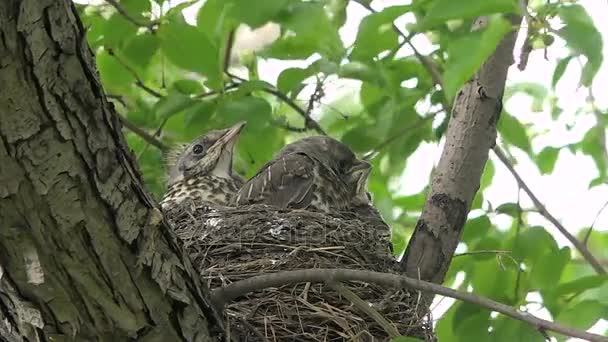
165, 203, 435, 341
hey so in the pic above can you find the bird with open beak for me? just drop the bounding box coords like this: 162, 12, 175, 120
160, 121, 246, 210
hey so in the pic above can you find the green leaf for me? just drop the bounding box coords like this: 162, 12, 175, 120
580, 126, 607, 181
121, 0, 152, 16
498, 112, 531, 153
172, 80, 204, 95
552, 56, 573, 89
154, 92, 198, 120
277, 68, 313, 95
557, 5, 603, 86
158, 19, 221, 87
443, 17, 513, 100
479, 159, 495, 191
556, 300, 606, 330
495, 202, 521, 217
453, 311, 491, 341
196, 0, 233, 40
216, 96, 272, 131
536, 147, 560, 174
339, 62, 385, 87
555, 275, 608, 296
530, 247, 570, 289
342, 126, 381, 152
513, 226, 559, 265
491, 317, 545, 342
350, 6, 411, 62
227, 0, 288, 28
462, 215, 492, 245
96, 50, 135, 91
102, 13, 138, 48
122, 33, 160, 70
393, 191, 427, 211
420, 0, 519, 30
266, 2, 345, 61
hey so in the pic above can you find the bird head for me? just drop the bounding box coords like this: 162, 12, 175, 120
165, 121, 246, 186
346, 159, 373, 204
278, 136, 360, 175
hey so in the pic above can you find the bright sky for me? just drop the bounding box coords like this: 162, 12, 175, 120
79, 0, 608, 338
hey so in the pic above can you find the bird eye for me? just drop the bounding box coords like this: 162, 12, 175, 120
192, 144, 204, 155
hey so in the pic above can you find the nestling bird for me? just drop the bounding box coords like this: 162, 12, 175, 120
160, 121, 246, 210
235, 135, 371, 212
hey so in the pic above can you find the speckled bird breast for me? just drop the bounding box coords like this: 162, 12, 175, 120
160, 175, 243, 210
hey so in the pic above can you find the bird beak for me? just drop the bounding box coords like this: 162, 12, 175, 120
216, 121, 246, 150
349, 160, 372, 174
348, 160, 372, 195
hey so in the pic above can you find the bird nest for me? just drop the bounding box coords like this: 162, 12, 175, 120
165, 203, 436, 341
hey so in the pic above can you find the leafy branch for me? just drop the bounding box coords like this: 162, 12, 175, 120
211, 268, 608, 342
493, 146, 607, 275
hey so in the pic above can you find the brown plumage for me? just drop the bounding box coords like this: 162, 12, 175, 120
160, 122, 246, 210
235, 136, 371, 212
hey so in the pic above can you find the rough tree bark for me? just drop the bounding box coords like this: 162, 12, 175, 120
0, 1, 222, 340
401, 14, 524, 285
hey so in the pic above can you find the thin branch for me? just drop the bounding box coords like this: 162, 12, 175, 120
493, 146, 606, 275
105, 0, 159, 31
117, 115, 168, 151
584, 200, 608, 245
352, 0, 448, 111
259, 87, 327, 135
107, 49, 162, 98
211, 268, 608, 342
329, 282, 400, 338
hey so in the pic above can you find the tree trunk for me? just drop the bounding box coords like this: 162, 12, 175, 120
401, 14, 523, 284
0, 1, 222, 340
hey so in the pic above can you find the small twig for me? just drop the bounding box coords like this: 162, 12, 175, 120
329, 282, 400, 338
259, 87, 327, 135
117, 115, 168, 151
105, 0, 159, 31
107, 49, 162, 98
352, 0, 448, 111
584, 200, 608, 245
211, 268, 608, 342
493, 146, 606, 275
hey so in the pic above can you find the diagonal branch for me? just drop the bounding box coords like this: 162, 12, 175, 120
105, 0, 159, 31
211, 268, 608, 342
107, 48, 162, 98
493, 146, 606, 274
117, 114, 168, 151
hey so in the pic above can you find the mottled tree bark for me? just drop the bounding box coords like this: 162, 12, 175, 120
0, 1, 222, 341
401, 14, 523, 285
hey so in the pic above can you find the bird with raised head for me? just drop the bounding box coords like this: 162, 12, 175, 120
235, 135, 370, 213
160, 121, 246, 210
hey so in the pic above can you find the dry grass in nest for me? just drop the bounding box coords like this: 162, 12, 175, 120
165, 203, 436, 341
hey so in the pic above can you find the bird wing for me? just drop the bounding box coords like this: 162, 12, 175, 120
236, 153, 316, 209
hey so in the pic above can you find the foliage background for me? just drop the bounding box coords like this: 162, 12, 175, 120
75, 0, 608, 340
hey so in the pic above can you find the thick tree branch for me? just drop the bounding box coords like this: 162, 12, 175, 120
493, 146, 607, 274
211, 268, 607, 342
401, 14, 524, 286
